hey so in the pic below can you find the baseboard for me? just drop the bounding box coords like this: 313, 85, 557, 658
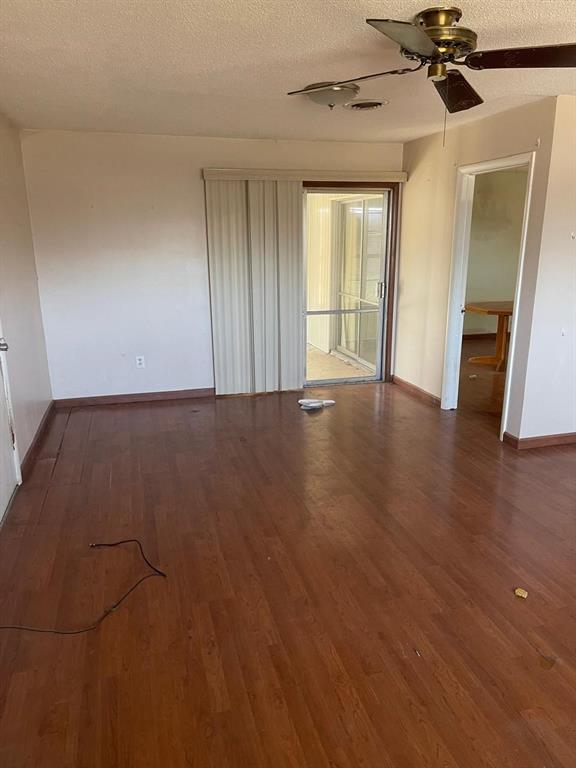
391, 375, 441, 407
216, 388, 304, 398
503, 431, 576, 450
20, 400, 56, 480
462, 333, 497, 340
54, 387, 215, 409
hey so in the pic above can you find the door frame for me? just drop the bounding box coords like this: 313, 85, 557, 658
303, 181, 400, 385
440, 152, 535, 439
0, 318, 22, 517
333, 195, 386, 371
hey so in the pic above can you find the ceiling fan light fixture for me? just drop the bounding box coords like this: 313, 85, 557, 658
303, 82, 360, 107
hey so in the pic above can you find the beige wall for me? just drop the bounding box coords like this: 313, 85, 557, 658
520, 96, 576, 438
22, 131, 402, 399
0, 114, 51, 459
17, 100, 574, 438
396, 98, 558, 437
463, 168, 528, 335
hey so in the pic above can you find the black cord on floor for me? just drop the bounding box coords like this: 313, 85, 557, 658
0, 538, 166, 636
90, 538, 166, 578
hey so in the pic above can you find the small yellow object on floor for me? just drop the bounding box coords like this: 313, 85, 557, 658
514, 587, 528, 599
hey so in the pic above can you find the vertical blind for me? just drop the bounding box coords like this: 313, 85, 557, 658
205, 180, 304, 395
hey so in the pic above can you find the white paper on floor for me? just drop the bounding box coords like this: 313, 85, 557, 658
298, 399, 336, 411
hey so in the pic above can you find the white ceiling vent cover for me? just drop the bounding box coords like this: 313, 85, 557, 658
344, 99, 389, 111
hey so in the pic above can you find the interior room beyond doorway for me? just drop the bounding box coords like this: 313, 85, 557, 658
458, 166, 529, 422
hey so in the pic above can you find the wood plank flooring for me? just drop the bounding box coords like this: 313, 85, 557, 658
458, 337, 507, 418
0, 383, 575, 767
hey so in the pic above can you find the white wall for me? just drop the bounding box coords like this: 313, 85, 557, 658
519, 96, 576, 438
396, 98, 558, 437
0, 114, 51, 460
463, 168, 528, 335
22, 131, 402, 399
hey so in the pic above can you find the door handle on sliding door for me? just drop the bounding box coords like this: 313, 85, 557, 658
377, 281, 386, 299
0, 338, 8, 352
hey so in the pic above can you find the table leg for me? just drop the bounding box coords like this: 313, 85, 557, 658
468, 315, 510, 369
494, 315, 509, 372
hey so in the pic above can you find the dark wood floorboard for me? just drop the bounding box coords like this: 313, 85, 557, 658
458, 337, 507, 420
0, 384, 575, 767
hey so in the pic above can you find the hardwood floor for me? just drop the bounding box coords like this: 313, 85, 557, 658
458, 337, 507, 420
0, 384, 575, 767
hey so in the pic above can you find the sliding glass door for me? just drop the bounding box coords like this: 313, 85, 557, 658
305, 191, 390, 384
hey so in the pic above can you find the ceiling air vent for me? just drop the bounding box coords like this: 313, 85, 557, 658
344, 99, 388, 111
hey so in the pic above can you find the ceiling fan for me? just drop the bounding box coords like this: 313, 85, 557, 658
288, 5, 576, 113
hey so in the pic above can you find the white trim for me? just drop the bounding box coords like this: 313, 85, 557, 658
0, 318, 22, 495
203, 168, 407, 182
0, 355, 21, 484
500, 157, 536, 440
448, 153, 534, 178
389, 182, 403, 378
441, 171, 476, 410
440, 152, 536, 442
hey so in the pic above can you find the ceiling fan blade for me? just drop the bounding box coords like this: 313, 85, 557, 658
465, 42, 576, 70
287, 63, 423, 96
367, 19, 438, 57
434, 70, 484, 113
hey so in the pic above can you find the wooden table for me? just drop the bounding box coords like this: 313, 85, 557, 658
465, 301, 513, 372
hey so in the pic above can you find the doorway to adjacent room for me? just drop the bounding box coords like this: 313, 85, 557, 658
442, 155, 533, 437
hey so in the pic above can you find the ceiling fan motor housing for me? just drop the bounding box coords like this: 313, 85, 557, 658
415, 5, 462, 27
409, 5, 478, 60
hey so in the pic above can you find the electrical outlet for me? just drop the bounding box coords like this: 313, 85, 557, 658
136, 355, 146, 369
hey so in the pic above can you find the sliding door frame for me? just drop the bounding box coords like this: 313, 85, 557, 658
303, 181, 400, 383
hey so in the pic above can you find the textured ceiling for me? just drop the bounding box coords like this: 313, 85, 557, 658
1, 0, 575, 142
